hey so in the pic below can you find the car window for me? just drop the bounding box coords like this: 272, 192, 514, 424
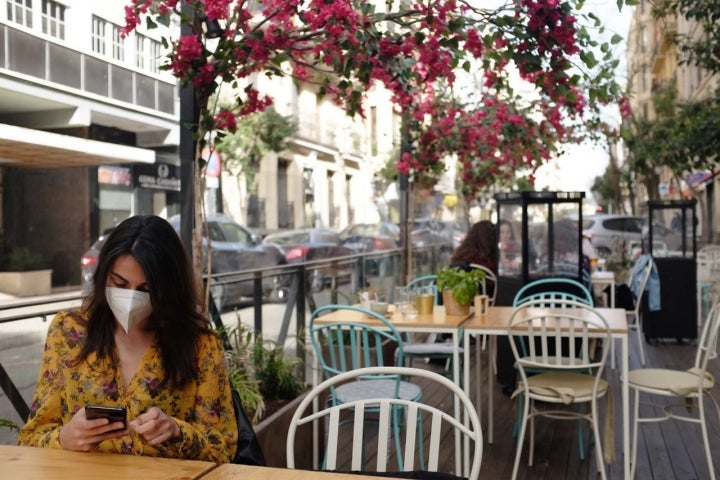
207, 222, 225, 242
218, 221, 252, 245
582, 219, 594, 229
313, 231, 339, 243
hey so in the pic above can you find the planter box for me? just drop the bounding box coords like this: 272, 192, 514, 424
0, 269, 52, 296
255, 392, 315, 469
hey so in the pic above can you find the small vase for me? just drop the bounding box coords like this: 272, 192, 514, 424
442, 290, 470, 316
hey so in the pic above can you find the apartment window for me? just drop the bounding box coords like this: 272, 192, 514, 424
111, 24, 124, 61
136, 34, 161, 74
92, 16, 106, 55
42, 0, 65, 39
7, 0, 32, 28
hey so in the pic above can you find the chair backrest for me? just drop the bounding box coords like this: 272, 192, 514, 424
407, 274, 439, 304
695, 301, 720, 379
630, 260, 653, 315
468, 263, 498, 306
286, 366, 483, 480
513, 277, 594, 307
309, 304, 405, 381
507, 302, 611, 382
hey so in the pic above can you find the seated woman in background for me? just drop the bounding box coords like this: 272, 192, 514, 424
18, 215, 237, 463
450, 220, 498, 294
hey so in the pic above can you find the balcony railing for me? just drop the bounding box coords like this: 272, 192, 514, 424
0, 23, 175, 116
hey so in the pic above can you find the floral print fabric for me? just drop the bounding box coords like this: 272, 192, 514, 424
18, 310, 237, 463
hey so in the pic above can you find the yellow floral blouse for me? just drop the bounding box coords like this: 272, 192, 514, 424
18, 310, 238, 463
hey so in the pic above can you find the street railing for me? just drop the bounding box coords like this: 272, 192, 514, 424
0, 243, 452, 422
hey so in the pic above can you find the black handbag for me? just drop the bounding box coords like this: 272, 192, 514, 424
230, 387, 266, 466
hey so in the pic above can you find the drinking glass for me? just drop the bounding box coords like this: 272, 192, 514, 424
395, 286, 417, 319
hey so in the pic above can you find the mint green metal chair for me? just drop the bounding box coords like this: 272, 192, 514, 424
308, 304, 423, 470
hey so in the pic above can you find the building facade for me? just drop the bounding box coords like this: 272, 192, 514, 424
626, 0, 720, 242
0, 0, 395, 289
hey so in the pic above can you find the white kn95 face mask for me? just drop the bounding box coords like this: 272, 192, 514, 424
106, 287, 153, 333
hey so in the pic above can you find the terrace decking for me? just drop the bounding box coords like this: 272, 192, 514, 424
327, 333, 719, 479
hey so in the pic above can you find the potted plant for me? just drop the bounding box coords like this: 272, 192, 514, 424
436, 266, 486, 316
0, 246, 52, 296
223, 320, 310, 469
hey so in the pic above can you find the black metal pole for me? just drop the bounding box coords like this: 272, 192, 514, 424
399, 112, 411, 285
179, 2, 197, 256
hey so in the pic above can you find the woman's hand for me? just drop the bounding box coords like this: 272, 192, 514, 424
59, 408, 128, 452
129, 407, 181, 446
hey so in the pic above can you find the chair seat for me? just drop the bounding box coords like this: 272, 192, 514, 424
335, 379, 422, 404
628, 368, 715, 396
403, 343, 465, 355
519, 372, 609, 403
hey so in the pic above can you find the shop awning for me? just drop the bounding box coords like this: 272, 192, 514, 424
0, 123, 155, 168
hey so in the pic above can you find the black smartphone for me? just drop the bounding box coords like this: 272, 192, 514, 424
85, 405, 127, 428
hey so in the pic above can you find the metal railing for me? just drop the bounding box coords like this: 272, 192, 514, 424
0, 244, 454, 422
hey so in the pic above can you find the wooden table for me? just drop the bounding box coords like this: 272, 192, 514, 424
0, 444, 216, 479
200, 463, 401, 479
312, 304, 471, 475
462, 306, 631, 479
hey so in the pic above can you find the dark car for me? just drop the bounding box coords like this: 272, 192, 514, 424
81, 214, 286, 310
339, 223, 399, 254
262, 228, 354, 292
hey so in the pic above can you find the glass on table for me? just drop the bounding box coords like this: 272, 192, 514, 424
394, 286, 417, 319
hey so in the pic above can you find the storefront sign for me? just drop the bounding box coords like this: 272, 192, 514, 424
135, 162, 181, 191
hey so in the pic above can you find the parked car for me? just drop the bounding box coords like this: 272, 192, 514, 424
338, 222, 400, 278
409, 217, 454, 266
582, 214, 643, 257
338, 223, 399, 254
262, 228, 354, 292
81, 215, 286, 310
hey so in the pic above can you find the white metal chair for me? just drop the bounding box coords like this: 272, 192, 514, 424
308, 304, 423, 470
627, 259, 653, 366
287, 366, 483, 480
468, 264, 498, 371
508, 302, 613, 480
629, 301, 720, 480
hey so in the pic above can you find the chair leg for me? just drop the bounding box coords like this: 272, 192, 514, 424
591, 398, 607, 480
698, 397, 717, 480
631, 389, 640, 480
511, 395, 530, 480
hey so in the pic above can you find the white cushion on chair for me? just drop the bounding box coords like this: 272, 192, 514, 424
629, 368, 715, 395
335, 379, 422, 404
518, 372, 609, 403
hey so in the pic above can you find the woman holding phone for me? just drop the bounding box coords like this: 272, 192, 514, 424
18, 215, 237, 462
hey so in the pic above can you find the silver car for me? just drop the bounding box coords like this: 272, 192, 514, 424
582, 214, 642, 257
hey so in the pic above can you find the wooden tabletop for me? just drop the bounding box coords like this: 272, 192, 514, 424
200, 463, 403, 479
463, 306, 628, 334
314, 304, 471, 329
0, 445, 216, 480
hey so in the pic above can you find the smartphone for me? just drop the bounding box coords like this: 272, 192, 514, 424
85, 405, 127, 428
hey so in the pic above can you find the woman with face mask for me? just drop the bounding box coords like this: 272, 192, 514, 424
18, 215, 237, 463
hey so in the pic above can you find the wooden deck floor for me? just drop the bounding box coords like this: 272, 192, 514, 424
328, 331, 720, 479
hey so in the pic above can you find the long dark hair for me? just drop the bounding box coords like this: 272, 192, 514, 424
79, 215, 212, 388
450, 220, 498, 270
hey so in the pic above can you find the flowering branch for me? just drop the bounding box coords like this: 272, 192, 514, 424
122, 0, 633, 198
